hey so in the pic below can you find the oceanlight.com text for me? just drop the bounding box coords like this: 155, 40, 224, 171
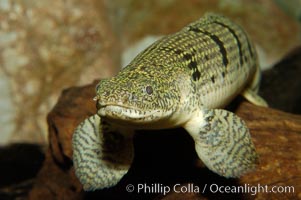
125, 183, 295, 196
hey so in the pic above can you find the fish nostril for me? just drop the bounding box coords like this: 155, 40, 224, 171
128, 93, 137, 102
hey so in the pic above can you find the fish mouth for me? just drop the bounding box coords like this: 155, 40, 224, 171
98, 104, 160, 121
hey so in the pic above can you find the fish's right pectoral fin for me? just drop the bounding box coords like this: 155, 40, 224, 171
72, 114, 134, 191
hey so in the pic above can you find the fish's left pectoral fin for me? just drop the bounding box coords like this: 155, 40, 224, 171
242, 88, 268, 107
184, 109, 258, 178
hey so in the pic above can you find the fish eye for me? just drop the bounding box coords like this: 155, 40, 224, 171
145, 85, 153, 95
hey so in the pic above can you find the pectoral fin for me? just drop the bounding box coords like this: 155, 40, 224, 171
242, 65, 268, 107
72, 114, 134, 191
184, 109, 258, 178
242, 88, 268, 107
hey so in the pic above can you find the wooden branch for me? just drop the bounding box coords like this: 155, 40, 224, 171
29, 80, 301, 200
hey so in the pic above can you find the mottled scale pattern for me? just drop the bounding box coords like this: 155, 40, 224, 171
109, 13, 258, 111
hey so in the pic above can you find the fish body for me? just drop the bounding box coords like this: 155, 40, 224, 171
72, 13, 267, 191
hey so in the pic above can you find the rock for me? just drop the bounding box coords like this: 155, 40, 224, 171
29, 79, 301, 199
0, 0, 120, 145
28, 83, 98, 200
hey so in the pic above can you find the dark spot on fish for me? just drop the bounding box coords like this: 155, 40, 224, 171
192, 70, 201, 81
183, 53, 192, 61
222, 71, 225, 78
205, 55, 209, 60
140, 65, 147, 71
174, 49, 183, 55
189, 26, 202, 33
188, 61, 197, 70
211, 75, 215, 83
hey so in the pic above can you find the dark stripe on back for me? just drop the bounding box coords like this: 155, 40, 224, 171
239, 28, 254, 58
214, 21, 243, 66
245, 37, 254, 58
189, 26, 229, 67
182, 51, 202, 81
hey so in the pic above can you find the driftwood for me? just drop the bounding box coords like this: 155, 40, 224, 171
28, 77, 301, 199
29, 45, 301, 200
